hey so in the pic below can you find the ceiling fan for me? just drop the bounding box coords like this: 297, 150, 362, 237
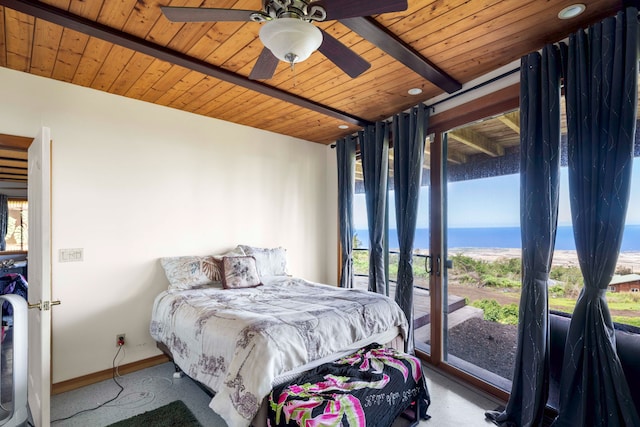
160, 0, 408, 80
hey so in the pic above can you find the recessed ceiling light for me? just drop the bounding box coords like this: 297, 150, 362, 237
338, 125, 349, 129
408, 88, 423, 95
558, 4, 585, 19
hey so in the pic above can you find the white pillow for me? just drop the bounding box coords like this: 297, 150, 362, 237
160, 247, 245, 290
237, 245, 287, 277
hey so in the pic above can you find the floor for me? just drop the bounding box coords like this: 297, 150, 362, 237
50, 361, 504, 427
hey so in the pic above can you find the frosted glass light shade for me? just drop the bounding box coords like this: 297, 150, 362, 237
259, 18, 323, 64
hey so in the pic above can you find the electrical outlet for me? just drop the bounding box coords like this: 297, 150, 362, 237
116, 333, 125, 347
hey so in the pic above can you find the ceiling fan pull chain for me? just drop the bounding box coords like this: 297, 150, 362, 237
292, 63, 298, 87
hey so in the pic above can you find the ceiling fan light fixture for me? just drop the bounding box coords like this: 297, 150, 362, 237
259, 18, 323, 65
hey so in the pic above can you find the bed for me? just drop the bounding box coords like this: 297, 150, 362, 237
150, 246, 409, 427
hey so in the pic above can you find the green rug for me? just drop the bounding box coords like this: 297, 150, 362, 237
106, 400, 203, 427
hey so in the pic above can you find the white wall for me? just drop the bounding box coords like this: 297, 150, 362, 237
0, 67, 335, 382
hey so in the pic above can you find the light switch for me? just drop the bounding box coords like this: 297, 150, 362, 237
59, 248, 83, 262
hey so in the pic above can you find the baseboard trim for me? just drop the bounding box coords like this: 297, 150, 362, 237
52, 354, 170, 395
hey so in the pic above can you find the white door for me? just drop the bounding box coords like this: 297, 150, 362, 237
27, 127, 53, 427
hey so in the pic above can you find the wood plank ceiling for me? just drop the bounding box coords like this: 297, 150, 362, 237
0, 0, 626, 151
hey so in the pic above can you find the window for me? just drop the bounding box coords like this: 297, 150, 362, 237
353, 139, 432, 350
549, 116, 640, 330
344, 78, 639, 398
353, 161, 369, 285
348, 86, 521, 395
5, 199, 28, 252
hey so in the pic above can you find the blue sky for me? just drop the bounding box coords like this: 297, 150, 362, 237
354, 157, 640, 229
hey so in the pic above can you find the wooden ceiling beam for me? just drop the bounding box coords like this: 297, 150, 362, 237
497, 112, 520, 134
0, 0, 374, 128
339, 17, 462, 94
446, 150, 467, 165
448, 128, 505, 157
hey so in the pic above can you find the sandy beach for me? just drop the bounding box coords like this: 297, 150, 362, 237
446, 247, 640, 273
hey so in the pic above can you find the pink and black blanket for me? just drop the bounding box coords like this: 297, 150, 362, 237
268, 344, 430, 427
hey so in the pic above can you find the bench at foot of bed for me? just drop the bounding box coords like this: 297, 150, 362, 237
267, 344, 431, 427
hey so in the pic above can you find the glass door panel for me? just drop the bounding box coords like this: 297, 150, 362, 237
443, 111, 521, 390
411, 140, 431, 355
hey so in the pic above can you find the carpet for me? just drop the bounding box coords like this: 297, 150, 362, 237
106, 400, 203, 427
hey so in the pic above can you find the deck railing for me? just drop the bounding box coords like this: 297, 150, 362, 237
353, 248, 430, 291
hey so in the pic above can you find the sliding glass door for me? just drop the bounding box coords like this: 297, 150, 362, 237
409, 141, 431, 356
442, 110, 522, 391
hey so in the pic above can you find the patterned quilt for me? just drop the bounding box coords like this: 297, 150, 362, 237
268, 344, 430, 427
150, 276, 408, 427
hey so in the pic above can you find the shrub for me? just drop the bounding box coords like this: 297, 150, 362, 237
451, 254, 487, 275
550, 265, 583, 287
471, 299, 519, 325
450, 254, 521, 289
500, 303, 519, 325
562, 281, 582, 299
482, 275, 520, 288
548, 284, 565, 297
493, 257, 521, 276
352, 250, 369, 276
458, 273, 478, 284
472, 299, 502, 322
353, 233, 363, 249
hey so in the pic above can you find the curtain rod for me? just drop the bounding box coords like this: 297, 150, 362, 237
426, 66, 520, 112
330, 66, 521, 149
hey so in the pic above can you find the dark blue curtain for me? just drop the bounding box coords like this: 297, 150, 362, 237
553, 8, 640, 426
336, 135, 357, 288
392, 105, 428, 354
359, 122, 389, 295
0, 195, 7, 252
486, 45, 562, 427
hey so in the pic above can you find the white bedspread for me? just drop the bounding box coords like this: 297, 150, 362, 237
150, 276, 408, 427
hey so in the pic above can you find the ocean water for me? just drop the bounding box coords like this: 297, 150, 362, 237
354, 224, 640, 251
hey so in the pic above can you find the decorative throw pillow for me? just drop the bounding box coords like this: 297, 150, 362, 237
210, 246, 246, 282
238, 245, 287, 277
160, 247, 246, 290
222, 256, 262, 289
160, 255, 218, 290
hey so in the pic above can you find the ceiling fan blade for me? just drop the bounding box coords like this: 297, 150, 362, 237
318, 0, 407, 20
160, 6, 255, 22
249, 48, 279, 80
318, 29, 370, 78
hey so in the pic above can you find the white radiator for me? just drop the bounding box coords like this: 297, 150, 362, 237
0, 295, 28, 427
